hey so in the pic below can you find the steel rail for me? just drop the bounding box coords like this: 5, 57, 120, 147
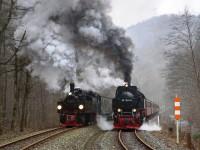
134, 130, 155, 150
118, 130, 128, 150
21, 127, 76, 150
118, 130, 155, 150
0, 127, 63, 149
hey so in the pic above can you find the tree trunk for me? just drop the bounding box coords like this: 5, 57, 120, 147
17, 70, 23, 123
2, 66, 7, 127
2, 32, 5, 56
0, 32, 6, 134
24, 100, 29, 128
40, 83, 46, 128
0, 65, 3, 134
11, 53, 19, 130
20, 71, 31, 132
0, 0, 3, 10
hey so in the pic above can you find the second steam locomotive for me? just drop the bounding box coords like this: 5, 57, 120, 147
57, 83, 101, 127
112, 83, 159, 129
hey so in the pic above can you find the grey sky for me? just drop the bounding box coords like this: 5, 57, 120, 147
110, 0, 200, 28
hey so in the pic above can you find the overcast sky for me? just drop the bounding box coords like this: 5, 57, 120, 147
110, 0, 200, 28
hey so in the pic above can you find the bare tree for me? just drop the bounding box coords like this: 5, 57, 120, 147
165, 9, 200, 90
20, 70, 31, 132
11, 31, 26, 130
0, 0, 15, 134
0, 0, 14, 38
164, 9, 200, 128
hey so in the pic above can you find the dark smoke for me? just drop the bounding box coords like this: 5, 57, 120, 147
50, 0, 133, 83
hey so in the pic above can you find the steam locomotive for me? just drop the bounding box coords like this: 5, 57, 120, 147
112, 83, 159, 129
57, 83, 101, 127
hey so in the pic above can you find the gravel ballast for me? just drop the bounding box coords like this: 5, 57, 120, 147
33, 126, 123, 150
138, 130, 190, 150
33, 126, 99, 150
1, 126, 192, 149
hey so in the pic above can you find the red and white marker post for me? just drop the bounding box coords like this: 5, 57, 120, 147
174, 96, 181, 144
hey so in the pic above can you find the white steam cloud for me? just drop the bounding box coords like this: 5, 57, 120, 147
139, 122, 161, 131
97, 115, 113, 131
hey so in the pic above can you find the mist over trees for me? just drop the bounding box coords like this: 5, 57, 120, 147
127, 10, 200, 133
127, 15, 172, 111
164, 9, 200, 129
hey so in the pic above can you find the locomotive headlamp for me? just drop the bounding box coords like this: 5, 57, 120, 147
78, 104, 84, 110
57, 105, 62, 110
132, 108, 136, 112
117, 108, 122, 112
68, 92, 72, 95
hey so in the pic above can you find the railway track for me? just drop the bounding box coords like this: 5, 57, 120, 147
118, 130, 155, 150
0, 127, 76, 150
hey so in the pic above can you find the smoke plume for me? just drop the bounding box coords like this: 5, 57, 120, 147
15, 0, 133, 90
65, 0, 134, 83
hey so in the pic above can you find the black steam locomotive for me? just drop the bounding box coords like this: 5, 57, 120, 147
57, 83, 101, 127
112, 83, 159, 129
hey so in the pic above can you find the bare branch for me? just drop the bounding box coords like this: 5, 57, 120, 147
0, 0, 15, 36
0, 30, 26, 65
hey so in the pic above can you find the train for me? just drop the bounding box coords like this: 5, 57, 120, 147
57, 83, 101, 127
112, 82, 159, 129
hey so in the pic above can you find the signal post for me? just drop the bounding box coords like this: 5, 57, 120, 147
174, 96, 181, 144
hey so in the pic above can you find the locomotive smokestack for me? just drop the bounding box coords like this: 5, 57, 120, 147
70, 82, 75, 93
124, 71, 131, 86
124, 77, 131, 86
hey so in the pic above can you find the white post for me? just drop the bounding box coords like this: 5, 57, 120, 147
176, 120, 179, 144
157, 115, 160, 126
